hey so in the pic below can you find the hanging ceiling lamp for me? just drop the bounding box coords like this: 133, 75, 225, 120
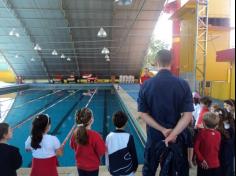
114, 0, 132, 5
34, 44, 42, 51
101, 47, 110, 54
61, 54, 66, 59
9, 28, 20, 37
31, 58, 35, 62
52, 49, 58, 56
67, 57, 71, 61
97, 27, 107, 38
105, 54, 109, 59
15, 32, 20, 38
9, 28, 15, 36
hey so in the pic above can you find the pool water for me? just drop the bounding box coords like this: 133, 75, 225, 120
3, 88, 144, 167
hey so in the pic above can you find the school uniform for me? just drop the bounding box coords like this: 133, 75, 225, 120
194, 128, 221, 176
106, 130, 138, 176
219, 126, 235, 176
0, 143, 22, 176
25, 134, 61, 176
70, 129, 106, 176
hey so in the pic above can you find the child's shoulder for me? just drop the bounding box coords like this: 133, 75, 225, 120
106, 131, 130, 139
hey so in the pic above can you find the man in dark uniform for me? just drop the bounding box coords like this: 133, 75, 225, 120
138, 49, 194, 176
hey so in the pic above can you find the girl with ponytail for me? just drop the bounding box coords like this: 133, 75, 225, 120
25, 114, 63, 176
70, 108, 106, 176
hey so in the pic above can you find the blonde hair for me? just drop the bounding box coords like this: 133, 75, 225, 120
203, 112, 219, 129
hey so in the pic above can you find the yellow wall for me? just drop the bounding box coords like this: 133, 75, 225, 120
202, 30, 230, 81
177, 0, 232, 99
208, 0, 231, 18
0, 70, 16, 83
211, 81, 230, 100
231, 61, 235, 99
179, 11, 195, 74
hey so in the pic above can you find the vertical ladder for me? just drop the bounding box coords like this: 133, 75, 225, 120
193, 0, 209, 96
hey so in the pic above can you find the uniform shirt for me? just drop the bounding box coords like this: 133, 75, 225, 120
0, 143, 22, 176
105, 130, 138, 176
70, 129, 106, 171
25, 134, 60, 159
194, 128, 221, 168
138, 69, 194, 147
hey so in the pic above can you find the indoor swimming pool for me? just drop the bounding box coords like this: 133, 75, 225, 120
1, 87, 144, 167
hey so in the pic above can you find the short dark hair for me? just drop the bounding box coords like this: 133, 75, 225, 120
224, 99, 235, 107
0, 123, 9, 140
156, 49, 172, 67
113, 111, 128, 128
200, 96, 212, 107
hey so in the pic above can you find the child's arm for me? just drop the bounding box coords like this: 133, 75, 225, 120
105, 136, 109, 169
188, 147, 194, 168
70, 132, 76, 150
94, 134, 106, 157
194, 132, 209, 169
128, 135, 138, 172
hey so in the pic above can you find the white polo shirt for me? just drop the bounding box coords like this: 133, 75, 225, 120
25, 134, 60, 159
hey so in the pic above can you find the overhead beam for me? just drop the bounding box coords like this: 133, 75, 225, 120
0, 7, 162, 12
0, 0, 51, 81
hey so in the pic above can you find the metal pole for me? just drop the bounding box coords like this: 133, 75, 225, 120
193, 0, 199, 92
203, 0, 209, 96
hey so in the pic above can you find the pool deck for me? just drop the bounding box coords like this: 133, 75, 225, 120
18, 166, 197, 176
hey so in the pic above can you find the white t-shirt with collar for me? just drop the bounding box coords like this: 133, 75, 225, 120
25, 134, 60, 159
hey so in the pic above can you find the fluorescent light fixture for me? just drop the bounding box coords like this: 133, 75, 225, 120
101, 47, 110, 54
115, 0, 132, 5
97, 27, 107, 38
52, 49, 58, 56
61, 54, 66, 59
15, 55, 19, 58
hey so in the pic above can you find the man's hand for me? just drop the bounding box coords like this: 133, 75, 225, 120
161, 128, 172, 138
164, 133, 177, 147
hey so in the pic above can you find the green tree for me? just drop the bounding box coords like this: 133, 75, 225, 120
144, 38, 169, 67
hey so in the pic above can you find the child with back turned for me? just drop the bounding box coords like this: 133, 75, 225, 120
70, 108, 106, 176
0, 123, 22, 176
194, 112, 221, 176
106, 111, 138, 176
25, 114, 63, 176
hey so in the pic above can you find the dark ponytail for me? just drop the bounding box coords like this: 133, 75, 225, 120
31, 114, 51, 150
0, 123, 9, 140
75, 108, 92, 145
